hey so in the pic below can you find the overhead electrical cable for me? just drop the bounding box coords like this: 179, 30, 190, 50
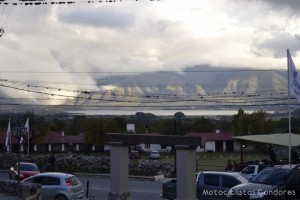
0, 0, 161, 6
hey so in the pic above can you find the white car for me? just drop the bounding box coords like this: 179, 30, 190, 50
236, 164, 267, 180
21, 172, 84, 200
150, 150, 160, 159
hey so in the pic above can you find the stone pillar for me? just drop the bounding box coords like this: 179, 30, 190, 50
108, 142, 131, 200
175, 145, 197, 200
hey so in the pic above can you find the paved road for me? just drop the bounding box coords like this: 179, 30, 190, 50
0, 193, 16, 200
0, 173, 164, 200
77, 174, 163, 200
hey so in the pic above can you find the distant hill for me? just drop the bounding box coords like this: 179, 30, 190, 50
95, 65, 288, 96
69, 65, 293, 112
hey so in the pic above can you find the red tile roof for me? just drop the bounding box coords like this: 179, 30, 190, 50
43, 132, 84, 144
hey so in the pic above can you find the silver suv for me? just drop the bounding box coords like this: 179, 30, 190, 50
162, 171, 247, 200
227, 165, 300, 200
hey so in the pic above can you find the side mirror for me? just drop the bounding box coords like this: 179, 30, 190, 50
288, 181, 298, 189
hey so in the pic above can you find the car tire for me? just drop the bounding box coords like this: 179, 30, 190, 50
55, 194, 68, 200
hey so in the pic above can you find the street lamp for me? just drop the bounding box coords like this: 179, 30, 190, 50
12, 126, 27, 184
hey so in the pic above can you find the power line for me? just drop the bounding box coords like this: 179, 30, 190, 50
0, 0, 161, 6
0, 69, 285, 74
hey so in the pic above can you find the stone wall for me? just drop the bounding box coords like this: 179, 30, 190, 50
0, 179, 41, 200
0, 153, 175, 177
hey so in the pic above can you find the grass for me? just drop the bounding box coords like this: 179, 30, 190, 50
155, 152, 269, 172
196, 152, 268, 171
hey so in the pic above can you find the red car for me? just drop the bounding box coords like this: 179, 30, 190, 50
9, 162, 40, 181
129, 151, 141, 159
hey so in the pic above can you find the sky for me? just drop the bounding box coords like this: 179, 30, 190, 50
0, 0, 300, 106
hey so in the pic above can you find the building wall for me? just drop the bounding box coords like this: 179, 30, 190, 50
205, 141, 215, 152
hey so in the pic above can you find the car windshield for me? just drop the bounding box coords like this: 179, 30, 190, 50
250, 168, 291, 186
19, 164, 39, 171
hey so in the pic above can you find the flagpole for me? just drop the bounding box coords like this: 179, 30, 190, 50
287, 49, 292, 163
9, 119, 11, 152
26, 118, 29, 157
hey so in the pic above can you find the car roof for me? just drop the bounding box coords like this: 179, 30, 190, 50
273, 164, 299, 169
18, 162, 37, 165
26, 172, 74, 178
198, 171, 240, 176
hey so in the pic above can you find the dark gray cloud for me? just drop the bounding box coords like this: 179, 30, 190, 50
57, 7, 135, 28
252, 33, 300, 58
264, 0, 300, 12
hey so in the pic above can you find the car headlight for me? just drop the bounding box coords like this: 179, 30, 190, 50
250, 190, 265, 199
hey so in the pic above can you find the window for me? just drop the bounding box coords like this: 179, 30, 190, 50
145, 144, 150, 149
42, 177, 60, 185
222, 176, 240, 188
242, 166, 255, 174
30, 177, 42, 184
203, 175, 219, 186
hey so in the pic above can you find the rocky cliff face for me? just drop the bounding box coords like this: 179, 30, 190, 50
67, 66, 288, 110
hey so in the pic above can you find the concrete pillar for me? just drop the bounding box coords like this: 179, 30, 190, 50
62, 144, 65, 152
108, 142, 131, 200
175, 145, 197, 200
76, 144, 79, 151
34, 145, 37, 152
48, 144, 51, 152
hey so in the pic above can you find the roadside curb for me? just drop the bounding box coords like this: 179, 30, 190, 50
74, 172, 164, 182
151, 174, 165, 181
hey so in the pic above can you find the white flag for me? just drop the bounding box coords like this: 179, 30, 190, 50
25, 118, 29, 133
23, 118, 29, 145
288, 50, 300, 102
5, 119, 11, 150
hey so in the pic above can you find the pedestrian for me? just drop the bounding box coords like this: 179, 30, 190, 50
269, 149, 276, 163
225, 159, 233, 172
49, 153, 56, 171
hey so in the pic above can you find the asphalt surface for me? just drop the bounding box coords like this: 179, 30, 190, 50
0, 172, 167, 200
0, 193, 17, 200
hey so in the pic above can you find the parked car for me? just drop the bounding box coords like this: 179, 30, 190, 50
21, 172, 84, 200
227, 165, 300, 200
9, 162, 40, 181
161, 171, 248, 200
236, 164, 268, 180
150, 150, 160, 159
129, 150, 141, 159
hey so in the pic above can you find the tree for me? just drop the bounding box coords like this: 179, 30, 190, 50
232, 109, 274, 136
174, 112, 185, 121
69, 115, 86, 135
157, 119, 176, 135
84, 118, 120, 151
191, 116, 214, 132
